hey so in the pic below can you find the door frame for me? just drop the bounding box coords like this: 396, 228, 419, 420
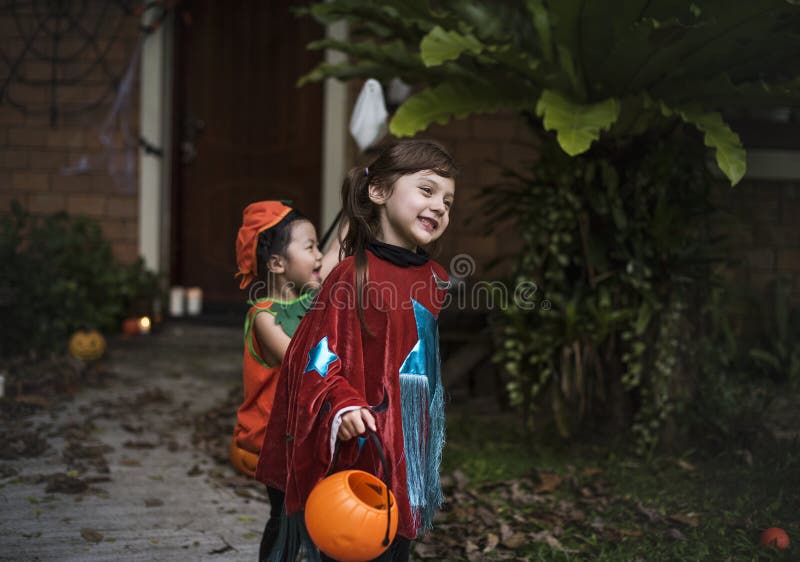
138, 12, 348, 278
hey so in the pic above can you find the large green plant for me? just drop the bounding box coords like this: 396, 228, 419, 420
300, 0, 800, 185
297, 0, 800, 448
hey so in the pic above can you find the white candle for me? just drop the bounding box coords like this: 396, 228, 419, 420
186, 287, 203, 316
169, 286, 185, 317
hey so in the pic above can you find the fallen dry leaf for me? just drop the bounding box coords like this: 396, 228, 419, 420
665, 528, 687, 541
476, 506, 497, 526
123, 440, 156, 449
676, 459, 696, 472
581, 466, 603, 477
413, 543, 439, 558
635, 501, 666, 523
590, 518, 606, 532
736, 449, 754, 467
45, 473, 88, 494
483, 533, 500, 553
144, 498, 164, 507
15, 394, 52, 408
453, 469, 470, 489
500, 522, 515, 541
530, 530, 577, 553
80, 528, 103, 543
502, 532, 528, 549
534, 471, 563, 494
669, 513, 700, 527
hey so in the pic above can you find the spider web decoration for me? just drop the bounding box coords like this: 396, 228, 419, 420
0, 1, 182, 190
0, 0, 176, 126
0, 0, 142, 126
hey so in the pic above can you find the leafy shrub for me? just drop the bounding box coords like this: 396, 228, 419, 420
0, 201, 161, 357
485, 137, 729, 453
746, 276, 800, 383
685, 281, 800, 451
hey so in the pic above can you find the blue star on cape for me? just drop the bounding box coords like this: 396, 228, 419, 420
398, 299, 439, 395
304, 336, 338, 377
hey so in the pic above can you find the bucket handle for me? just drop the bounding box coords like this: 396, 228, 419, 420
330, 427, 392, 547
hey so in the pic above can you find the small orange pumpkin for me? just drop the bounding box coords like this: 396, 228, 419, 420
760, 527, 790, 550
304, 469, 398, 562
68, 330, 107, 362
122, 318, 140, 336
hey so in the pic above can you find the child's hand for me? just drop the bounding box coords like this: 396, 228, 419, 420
338, 408, 376, 441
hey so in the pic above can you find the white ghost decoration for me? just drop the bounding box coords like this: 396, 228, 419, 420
349, 78, 389, 152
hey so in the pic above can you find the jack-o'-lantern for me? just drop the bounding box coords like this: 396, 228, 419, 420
68, 330, 106, 362
304, 431, 398, 562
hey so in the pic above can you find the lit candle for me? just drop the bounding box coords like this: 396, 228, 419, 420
186, 287, 203, 316
169, 286, 185, 317
138, 316, 152, 335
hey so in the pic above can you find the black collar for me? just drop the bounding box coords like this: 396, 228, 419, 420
367, 239, 429, 267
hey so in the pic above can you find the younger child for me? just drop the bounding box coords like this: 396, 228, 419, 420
229, 201, 340, 557
258, 140, 457, 562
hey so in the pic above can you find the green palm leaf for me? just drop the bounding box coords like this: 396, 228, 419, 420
390, 81, 531, 137
420, 26, 485, 66
661, 104, 746, 185
535, 90, 620, 156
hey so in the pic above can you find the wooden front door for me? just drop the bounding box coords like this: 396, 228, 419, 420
172, 0, 324, 309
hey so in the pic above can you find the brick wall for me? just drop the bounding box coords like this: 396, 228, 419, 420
717, 181, 800, 302
0, 6, 142, 264
424, 110, 532, 280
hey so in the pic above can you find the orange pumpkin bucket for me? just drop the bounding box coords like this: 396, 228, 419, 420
304, 430, 398, 562
228, 437, 259, 478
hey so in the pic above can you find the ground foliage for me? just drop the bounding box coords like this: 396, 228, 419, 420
1, 340, 798, 560
0, 201, 161, 358
415, 410, 800, 561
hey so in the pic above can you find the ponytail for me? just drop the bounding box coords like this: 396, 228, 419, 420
340, 166, 379, 335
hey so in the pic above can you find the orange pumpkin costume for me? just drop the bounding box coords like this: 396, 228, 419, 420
231, 294, 313, 477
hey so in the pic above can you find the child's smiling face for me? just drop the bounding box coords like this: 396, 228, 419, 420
370, 169, 455, 251
280, 220, 323, 294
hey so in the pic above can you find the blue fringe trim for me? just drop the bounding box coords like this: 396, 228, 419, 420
400, 373, 427, 513
399, 372, 445, 535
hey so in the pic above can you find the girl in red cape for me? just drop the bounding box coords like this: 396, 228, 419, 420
257, 140, 457, 562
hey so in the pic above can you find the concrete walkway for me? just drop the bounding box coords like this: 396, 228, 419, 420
0, 323, 267, 561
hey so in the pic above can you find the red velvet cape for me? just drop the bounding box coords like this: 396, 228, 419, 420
256, 249, 449, 540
